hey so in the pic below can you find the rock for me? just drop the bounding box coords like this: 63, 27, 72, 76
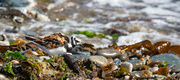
89, 56, 108, 67
121, 62, 133, 72
0, 34, 10, 46
71, 54, 90, 61
149, 67, 159, 73
113, 58, 121, 66
128, 59, 143, 71
149, 60, 161, 67
119, 53, 128, 61
88, 71, 97, 78
140, 70, 153, 77
71, 49, 91, 56
24, 54, 39, 59
96, 49, 120, 58
150, 53, 180, 72
39, 56, 51, 60
96, 49, 128, 61
0, 74, 8, 79
171, 60, 180, 72
130, 71, 141, 77
11, 60, 19, 65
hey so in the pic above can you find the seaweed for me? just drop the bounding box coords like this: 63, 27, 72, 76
4, 62, 14, 76
5, 50, 24, 60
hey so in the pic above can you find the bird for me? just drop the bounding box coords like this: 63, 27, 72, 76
25, 33, 82, 56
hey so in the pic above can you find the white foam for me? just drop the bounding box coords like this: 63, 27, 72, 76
143, 0, 172, 4
117, 32, 180, 46
47, 0, 66, 10
92, 0, 132, 7
141, 7, 179, 16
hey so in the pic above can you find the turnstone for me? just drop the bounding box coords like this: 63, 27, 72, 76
25, 33, 82, 56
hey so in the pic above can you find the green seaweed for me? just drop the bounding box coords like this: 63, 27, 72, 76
4, 62, 14, 76
163, 61, 168, 67
9, 40, 14, 45
84, 18, 91, 23
26, 57, 35, 61
5, 50, 24, 60
114, 65, 129, 77
110, 34, 119, 40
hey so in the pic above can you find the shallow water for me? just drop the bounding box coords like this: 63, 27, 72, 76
0, 0, 180, 47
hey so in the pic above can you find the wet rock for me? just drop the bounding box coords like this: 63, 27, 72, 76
171, 60, 180, 72
89, 56, 108, 67
113, 58, 121, 70
150, 53, 180, 72
96, 49, 128, 61
119, 53, 128, 61
121, 62, 133, 72
71, 54, 90, 61
71, 49, 91, 56
113, 58, 121, 66
128, 59, 143, 71
96, 49, 120, 58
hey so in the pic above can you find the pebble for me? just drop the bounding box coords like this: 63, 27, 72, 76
113, 58, 121, 66
97, 49, 128, 61
119, 53, 128, 61
121, 62, 133, 72
89, 56, 108, 67
71, 49, 91, 56
149, 60, 161, 67
130, 71, 141, 77
0, 74, 8, 79
39, 56, 51, 60
0, 34, 10, 46
128, 59, 143, 71
88, 72, 98, 78
140, 70, 153, 77
149, 67, 159, 73
96, 49, 120, 58
11, 60, 19, 65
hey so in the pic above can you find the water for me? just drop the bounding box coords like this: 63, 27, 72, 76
0, 0, 180, 48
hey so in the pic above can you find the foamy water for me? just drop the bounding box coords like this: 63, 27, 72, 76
0, 0, 180, 48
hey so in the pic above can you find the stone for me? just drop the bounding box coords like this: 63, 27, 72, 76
89, 56, 108, 67
128, 59, 143, 71
121, 62, 133, 72
150, 53, 180, 72
96, 49, 121, 58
